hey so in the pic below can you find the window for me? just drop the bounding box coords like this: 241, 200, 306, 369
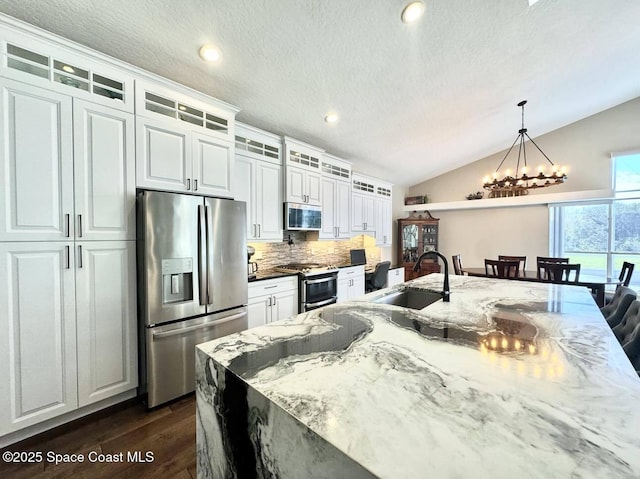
551, 151, 640, 288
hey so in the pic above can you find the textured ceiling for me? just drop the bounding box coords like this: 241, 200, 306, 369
1, 0, 639, 187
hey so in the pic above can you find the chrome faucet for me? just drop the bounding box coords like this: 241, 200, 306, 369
413, 251, 450, 302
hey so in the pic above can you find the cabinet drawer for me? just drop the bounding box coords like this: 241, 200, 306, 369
249, 276, 297, 298
338, 265, 364, 279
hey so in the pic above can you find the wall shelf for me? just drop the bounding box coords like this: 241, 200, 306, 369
402, 189, 613, 213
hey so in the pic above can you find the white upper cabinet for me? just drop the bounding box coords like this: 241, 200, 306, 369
73, 99, 135, 241
351, 173, 393, 244
0, 78, 74, 241
0, 78, 135, 242
375, 181, 393, 246
135, 115, 191, 193
1, 29, 134, 113
135, 80, 238, 198
283, 137, 323, 205
234, 123, 283, 241
320, 154, 351, 240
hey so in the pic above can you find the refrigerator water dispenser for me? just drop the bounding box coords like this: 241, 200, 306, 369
161, 258, 193, 303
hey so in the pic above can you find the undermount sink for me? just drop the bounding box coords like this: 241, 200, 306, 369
372, 288, 442, 310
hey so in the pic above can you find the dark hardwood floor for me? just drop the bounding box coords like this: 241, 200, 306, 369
0, 394, 196, 479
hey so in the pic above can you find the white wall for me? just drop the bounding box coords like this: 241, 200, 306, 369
405, 97, 640, 269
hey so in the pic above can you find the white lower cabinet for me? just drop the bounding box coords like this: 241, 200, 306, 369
75, 241, 137, 407
0, 241, 137, 435
387, 267, 405, 288
248, 276, 298, 328
337, 266, 365, 302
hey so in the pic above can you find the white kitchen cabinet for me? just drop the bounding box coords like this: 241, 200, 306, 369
286, 166, 322, 205
284, 137, 323, 205
248, 276, 298, 328
0, 78, 74, 242
0, 78, 135, 242
234, 124, 283, 241
135, 115, 190, 192
387, 267, 405, 288
192, 131, 234, 198
0, 242, 78, 435
136, 116, 234, 197
337, 266, 365, 302
320, 154, 351, 240
135, 80, 237, 197
73, 99, 135, 241
375, 197, 393, 246
351, 192, 376, 234
0, 240, 137, 433
75, 241, 137, 407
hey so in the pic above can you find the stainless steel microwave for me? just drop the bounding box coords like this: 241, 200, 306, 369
284, 202, 322, 231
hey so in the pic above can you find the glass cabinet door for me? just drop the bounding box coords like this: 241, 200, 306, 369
421, 225, 437, 253
402, 224, 418, 262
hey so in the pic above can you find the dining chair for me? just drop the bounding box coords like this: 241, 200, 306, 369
536, 256, 570, 279
600, 286, 637, 329
498, 255, 526, 272
543, 262, 581, 283
365, 261, 391, 293
612, 300, 640, 371
484, 259, 520, 278
452, 254, 464, 275
605, 262, 635, 304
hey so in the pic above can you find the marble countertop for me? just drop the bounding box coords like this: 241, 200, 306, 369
196, 274, 640, 478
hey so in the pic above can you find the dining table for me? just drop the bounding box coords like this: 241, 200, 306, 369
461, 268, 620, 307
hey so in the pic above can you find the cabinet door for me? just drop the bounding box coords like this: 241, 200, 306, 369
234, 155, 256, 239
351, 193, 365, 232
286, 166, 306, 203
73, 100, 135, 241
272, 289, 298, 322
387, 267, 405, 288
335, 180, 351, 238
76, 241, 137, 407
375, 198, 392, 246
0, 78, 74, 241
350, 274, 366, 299
135, 116, 191, 192
247, 294, 270, 329
255, 161, 283, 240
193, 133, 234, 198
0, 242, 77, 435
336, 278, 350, 303
319, 177, 337, 239
363, 196, 376, 233
305, 170, 322, 205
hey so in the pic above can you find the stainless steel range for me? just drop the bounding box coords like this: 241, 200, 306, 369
276, 263, 339, 313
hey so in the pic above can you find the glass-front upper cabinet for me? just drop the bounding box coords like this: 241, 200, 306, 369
397, 213, 440, 280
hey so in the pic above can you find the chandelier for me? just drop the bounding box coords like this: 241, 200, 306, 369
482, 100, 567, 198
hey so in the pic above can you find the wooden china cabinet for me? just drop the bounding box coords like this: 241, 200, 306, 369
397, 213, 441, 280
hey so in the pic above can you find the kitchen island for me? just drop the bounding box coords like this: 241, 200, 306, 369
195, 274, 640, 478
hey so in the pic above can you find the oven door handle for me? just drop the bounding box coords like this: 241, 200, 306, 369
305, 276, 336, 285
305, 297, 337, 309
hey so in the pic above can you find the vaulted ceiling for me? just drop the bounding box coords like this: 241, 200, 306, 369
2, 0, 639, 186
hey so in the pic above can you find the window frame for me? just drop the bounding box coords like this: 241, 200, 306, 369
550, 150, 640, 283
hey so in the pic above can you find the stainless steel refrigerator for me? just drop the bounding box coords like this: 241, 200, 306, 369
137, 190, 248, 408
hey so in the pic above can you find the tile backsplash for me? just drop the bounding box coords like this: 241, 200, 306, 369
248, 233, 381, 272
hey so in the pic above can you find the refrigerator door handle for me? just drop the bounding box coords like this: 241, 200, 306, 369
151, 311, 247, 339
205, 204, 214, 306
198, 204, 207, 305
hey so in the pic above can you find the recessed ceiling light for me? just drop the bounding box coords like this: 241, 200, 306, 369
401, 1, 425, 23
324, 113, 339, 124
199, 44, 221, 63
61, 64, 75, 74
